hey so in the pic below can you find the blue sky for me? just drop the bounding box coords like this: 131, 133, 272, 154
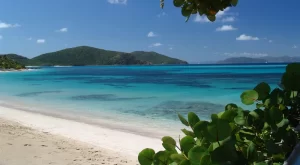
0, 0, 299, 63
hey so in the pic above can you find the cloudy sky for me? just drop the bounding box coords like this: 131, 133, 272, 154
0, 0, 299, 63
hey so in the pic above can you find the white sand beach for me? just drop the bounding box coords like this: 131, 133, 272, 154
0, 105, 164, 165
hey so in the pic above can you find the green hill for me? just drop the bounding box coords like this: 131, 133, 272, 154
131, 51, 187, 64
217, 56, 300, 64
0, 55, 26, 69
3, 54, 31, 65
12, 46, 187, 66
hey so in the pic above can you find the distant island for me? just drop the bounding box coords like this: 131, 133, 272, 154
217, 56, 300, 64
0, 55, 25, 70
2, 46, 188, 66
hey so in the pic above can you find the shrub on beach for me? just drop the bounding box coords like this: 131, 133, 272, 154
138, 63, 300, 165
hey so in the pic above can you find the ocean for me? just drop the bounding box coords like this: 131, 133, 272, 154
0, 64, 286, 136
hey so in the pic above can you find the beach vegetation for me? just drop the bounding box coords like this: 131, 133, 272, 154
0, 55, 25, 70
159, 0, 238, 22
138, 62, 300, 164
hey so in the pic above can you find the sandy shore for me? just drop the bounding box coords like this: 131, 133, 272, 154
0, 68, 35, 73
0, 106, 164, 165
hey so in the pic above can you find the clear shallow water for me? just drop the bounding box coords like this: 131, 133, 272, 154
0, 64, 286, 134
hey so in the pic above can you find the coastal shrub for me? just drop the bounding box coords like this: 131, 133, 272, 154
0, 55, 25, 69
138, 63, 300, 165
159, 0, 238, 22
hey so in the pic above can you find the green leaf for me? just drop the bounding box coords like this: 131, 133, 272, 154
210, 143, 238, 164
269, 88, 284, 105
225, 103, 238, 111
179, 160, 190, 165
272, 153, 285, 162
188, 112, 200, 128
254, 82, 271, 100
162, 136, 176, 151
178, 114, 189, 126
240, 90, 258, 105
220, 109, 237, 122
281, 72, 300, 91
276, 118, 289, 128
170, 154, 186, 163
180, 136, 195, 155
181, 5, 192, 17
200, 155, 211, 165
234, 108, 246, 125
181, 129, 195, 137
239, 129, 255, 141
256, 103, 264, 109
286, 63, 300, 73
173, 0, 184, 7
197, 137, 210, 148
185, 15, 190, 22
247, 142, 257, 161
138, 148, 155, 165
188, 146, 208, 165
207, 118, 232, 142
211, 114, 218, 122
269, 107, 283, 124
249, 109, 264, 120
231, 0, 238, 6
153, 151, 171, 165
207, 15, 216, 22
193, 121, 208, 139
254, 162, 268, 165
263, 98, 270, 108
266, 141, 282, 154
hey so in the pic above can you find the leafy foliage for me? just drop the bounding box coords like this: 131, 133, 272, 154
160, 0, 238, 22
0, 55, 25, 69
138, 63, 300, 165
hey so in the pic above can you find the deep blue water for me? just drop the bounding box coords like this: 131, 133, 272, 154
0, 64, 286, 131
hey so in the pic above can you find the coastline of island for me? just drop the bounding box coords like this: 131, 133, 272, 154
0, 103, 165, 165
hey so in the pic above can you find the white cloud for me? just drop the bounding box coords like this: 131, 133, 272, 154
216, 25, 237, 31
216, 8, 230, 17
56, 28, 68, 32
224, 52, 268, 58
169, 47, 173, 50
107, 0, 127, 4
293, 45, 298, 49
0, 21, 20, 29
222, 16, 235, 22
37, 39, 46, 44
203, 46, 208, 48
194, 15, 210, 23
236, 34, 259, 41
269, 40, 273, 43
0, 35, 2, 40
157, 12, 167, 18
149, 43, 162, 47
28, 37, 32, 40
147, 31, 157, 37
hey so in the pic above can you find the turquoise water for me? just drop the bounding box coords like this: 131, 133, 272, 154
0, 64, 286, 134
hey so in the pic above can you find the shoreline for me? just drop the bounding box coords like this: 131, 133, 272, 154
0, 105, 164, 159
0, 68, 37, 73
0, 100, 182, 139
0, 118, 139, 165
